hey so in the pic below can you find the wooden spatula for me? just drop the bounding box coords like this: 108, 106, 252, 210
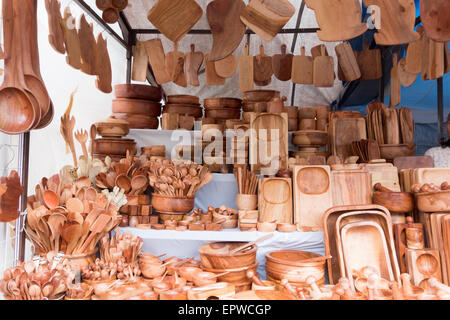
253, 45, 273, 86
215, 55, 237, 79
292, 46, 313, 85
390, 53, 401, 106
230, 233, 273, 255
272, 44, 293, 81
335, 42, 361, 82
165, 42, 187, 87
383, 108, 400, 144
356, 41, 382, 80
185, 44, 204, 86
206, 53, 226, 85
405, 26, 424, 74
79, 214, 112, 253
132, 41, 148, 82
313, 45, 334, 87
61, 223, 82, 255
239, 45, 254, 92
145, 39, 171, 84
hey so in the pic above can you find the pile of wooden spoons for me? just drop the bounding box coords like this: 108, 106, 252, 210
99, 229, 143, 265
0, 170, 24, 223
81, 256, 141, 282
0, 253, 75, 300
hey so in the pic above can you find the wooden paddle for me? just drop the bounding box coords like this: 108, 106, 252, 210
165, 42, 187, 87
215, 55, 237, 79
230, 233, 274, 255
421, 34, 445, 81
60, 7, 81, 70
145, 39, 171, 84
272, 44, 293, 81
398, 58, 416, 88
78, 14, 97, 76
185, 44, 204, 86
207, 0, 246, 62
45, 0, 65, 54
355, 41, 382, 80
239, 45, 254, 92
405, 26, 424, 75
205, 53, 226, 85
292, 46, 313, 85
335, 41, 361, 82
313, 45, 334, 87
421, 0, 450, 42
390, 53, 401, 106
95, 34, 112, 93
399, 107, 414, 144
253, 45, 273, 86
383, 107, 400, 144
131, 41, 148, 82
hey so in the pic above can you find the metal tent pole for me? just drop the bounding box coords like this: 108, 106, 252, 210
437, 77, 444, 142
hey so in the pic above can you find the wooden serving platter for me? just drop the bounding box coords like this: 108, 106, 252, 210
258, 177, 293, 224
405, 248, 442, 288
330, 117, 367, 161
361, 162, 401, 194
331, 170, 372, 207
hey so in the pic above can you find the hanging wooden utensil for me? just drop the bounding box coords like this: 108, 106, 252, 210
363, 0, 420, 45
205, 53, 225, 85
292, 46, 313, 85
335, 41, 361, 82
165, 43, 187, 87
421, 34, 445, 81
132, 41, 149, 82
207, 0, 246, 62
305, 0, 367, 42
60, 7, 82, 70
145, 39, 171, 85
355, 41, 382, 81
253, 45, 273, 86
405, 26, 425, 75
185, 44, 204, 87
78, 14, 98, 76
147, 0, 203, 43
398, 58, 416, 88
45, 0, 66, 54
313, 45, 334, 87
421, 0, 450, 42
390, 53, 401, 107
240, 0, 295, 42
214, 55, 237, 79
239, 45, 254, 92
272, 44, 293, 81
95, 34, 112, 93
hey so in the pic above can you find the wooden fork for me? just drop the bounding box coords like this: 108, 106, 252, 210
74, 129, 89, 157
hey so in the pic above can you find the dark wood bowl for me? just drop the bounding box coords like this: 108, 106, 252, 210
205, 109, 241, 120
379, 143, 416, 160
163, 104, 203, 118
95, 118, 130, 137
112, 98, 161, 116
111, 114, 159, 129
243, 90, 280, 102
151, 193, 195, 215
91, 138, 137, 155
167, 95, 199, 105
114, 84, 162, 101
293, 130, 328, 147
242, 102, 268, 113
372, 191, 414, 213
204, 98, 242, 109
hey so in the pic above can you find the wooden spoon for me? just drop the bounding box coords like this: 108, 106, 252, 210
42, 190, 59, 210
130, 175, 147, 195
115, 174, 131, 193
61, 223, 82, 255
230, 233, 273, 254
47, 213, 67, 252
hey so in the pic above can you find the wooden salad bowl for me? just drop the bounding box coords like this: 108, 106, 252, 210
415, 190, 450, 212
167, 95, 199, 105
95, 118, 129, 138
243, 90, 280, 102
293, 130, 328, 147
379, 143, 416, 160
372, 191, 414, 213
198, 242, 257, 269
204, 98, 242, 109
112, 98, 162, 116
114, 84, 162, 101
151, 193, 195, 215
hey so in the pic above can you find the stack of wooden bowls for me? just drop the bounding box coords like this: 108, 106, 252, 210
141, 145, 166, 160
112, 84, 162, 129
292, 130, 329, 159
204, 98, 242, 125
198, 242, 258, 292
285, 106, 299, 131
163, 95, 203, 119
91, 117, 136, 162
242, 90, 280, 122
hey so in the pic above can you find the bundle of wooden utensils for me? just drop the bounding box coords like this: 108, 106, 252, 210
234, 167, 259, 212
0, 171, 24, 223
81, 257, 141, 282
0, 252, 76, 300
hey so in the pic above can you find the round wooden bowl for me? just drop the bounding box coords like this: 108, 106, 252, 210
372, 191, 414, 213
243, 90, 280, 102
95, 119, 130, 137
293, 130, 328, 147
257, 221, 277, 232
202, 263, 258, 283
265, 250, 326, 285
205, 109, 241, 120
236, 194, 258, 211
91, 138, 137, 155
212, 211, 238, 222
277, 223, 297, 232
222, 219, 238, 229
298, 107, 317, 119
151, 193, 195, 215
140, 262, 166, 279
379, 143, 416, 160
114, 84, 162, 101
112, 98, 162, 116
163, 104, 203, 118
178, 267, 202, 282
102, 7, 119, 24
167, 95, 199, 105
242, 102, 268, 113
198, 242, 257, 269
110, 113, 159, 129
204, 98, 242, 109
416, 190, 450, 213
299, 118, 317, 130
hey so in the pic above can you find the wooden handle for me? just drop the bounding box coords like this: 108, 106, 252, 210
230, 233, 274, 254
244, 44, 249, 56
190, 44, 195, 53
400, 273, 413, 296
392, 52, 398, 65
206, 271, 230, 280
260, 45, 265, 56
246, 270, 266, 286
374, 183, 394, 192
301, 46, 306, 56
281, 44, 287, 55
320, 45, 325, 57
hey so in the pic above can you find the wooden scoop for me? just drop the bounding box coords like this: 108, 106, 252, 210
130, 175, 147, 195
185, 44, 204, 87
115, 174, 131, 193
254, 45, 273, 86
79, 213, 111, 253
230, 233, 273, 255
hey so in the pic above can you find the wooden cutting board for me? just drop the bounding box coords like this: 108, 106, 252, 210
214, 55, 237, 78
399, 107, 414, 144
207, 0, 246, 62
253, 45, 273, 86
363, 0, 420, 45
239, 45, 254, 92
421, 0, 450, 42
393, 156, 434, 171
206, 53, 226, 85
78, 14, 98, 75
145, 39, 171, 84
250, 113, 288, 174
95, 34, 112, 94
185, 44, 204, 87
132, 41, 149, 82
414, 168, 450, 187
147, 0, 203, 43
405, 26, 425, 75
362, 162, 401, 193
430, 213, 447, 284
390, 53, 401, 107
398, 58, 417, 87
355, 41, 382, 80
331, 170, 372, 206
258, 177, 293, 223
313, 45, 334, 87
292, 46, 313, 85
443, 217, 450, 283
165, 43, 187, 87
421, 34, 445, 81
45, 0, 66, 54
330, 117, 367, 160
293, 165, 333, 231
272, 44, 293, 81
335, 41, 361, 82
305, 0, 367, 41
383, 108, 400, 145
60, 7, 82, 70
240, 0, 295, 42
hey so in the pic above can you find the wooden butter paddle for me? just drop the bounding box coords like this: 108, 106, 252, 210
292, 46, 313, 85
272, 44, 293, 81
390, 53, 401, 106
253, 45, 273, 86
356, 41, 382, 80
165, 42, 187, 87
405, 26, 424, 75
335, 42, 361, 82
206, 53, 226, 85
239, 45, 254, 92
230, 233, 273, 255
132, 41, 149, 82
185, 44, 204, 87
145, 39, 171, 84
215, 55, 237, 79
313, 45, 334, 87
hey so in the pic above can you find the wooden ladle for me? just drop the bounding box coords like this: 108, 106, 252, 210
130, 175, 148, 195
115, 174, 131, 193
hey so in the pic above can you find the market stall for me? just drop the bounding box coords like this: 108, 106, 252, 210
0, 0, 450, 301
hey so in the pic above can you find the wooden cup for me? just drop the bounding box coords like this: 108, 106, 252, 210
236, 194, 258, 211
